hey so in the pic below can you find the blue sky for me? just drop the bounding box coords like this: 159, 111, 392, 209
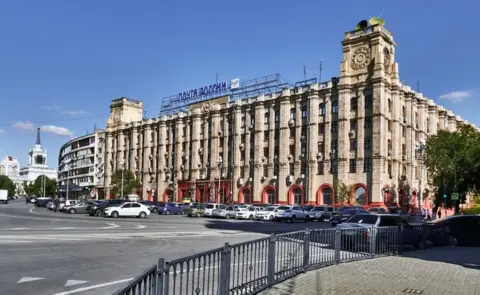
0, 0, 478, 168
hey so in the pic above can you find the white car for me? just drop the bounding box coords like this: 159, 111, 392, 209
254, 206, 277, 221
104, 202, 151, 218
204, 203, 221, 217
59, 200, 80, 211
275, 205, 310, 222
236, 207, 262, 220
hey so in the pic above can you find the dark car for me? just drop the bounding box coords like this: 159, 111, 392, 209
139, 201, 161, 214
34, 198, 53, 207
330, 208, 369, 226
158, 202, 184, 215
427, 215, 480, 247
87, 199, 127, 216
64, 201, 97, 214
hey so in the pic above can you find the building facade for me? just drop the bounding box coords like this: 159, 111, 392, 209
19, 127, 57, 182
101, 21, 476, 207
57, 129, 106, 199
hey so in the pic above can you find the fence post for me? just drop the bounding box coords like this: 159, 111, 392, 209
218, 242, 231, 294
157, 258, 165, 295
267, 233, 276, 287
303, 229, 310, 272
334, 228, 341, 264
397, 225, 404, 255
369, 228, 377, 258
421, 223, 428, 250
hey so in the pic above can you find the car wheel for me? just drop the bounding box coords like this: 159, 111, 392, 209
139, 212, 147, 218
291, 216, 296, 223
268, 215, 273, 220
111, 211, 119, 218
304, 216, 309, 223
196, 213, 201, 217
152, 208, 158, 214
165, 210, 170, 215
95, 209, 103, 216
225, 215, 230, 219
181, 211, 184, 215
68, 208, 76, 214
249, 215, 253, 220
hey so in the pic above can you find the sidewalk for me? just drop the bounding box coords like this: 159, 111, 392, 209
259, 247, 480, 295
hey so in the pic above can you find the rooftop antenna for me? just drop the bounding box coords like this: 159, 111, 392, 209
93, 123, 97, 132
143, 110, 147, 118
379, 9, 385, 17
417, 81, 420, 93
216, 73, 218, 83
319, 61, 323, 82
303, 65, 307, 82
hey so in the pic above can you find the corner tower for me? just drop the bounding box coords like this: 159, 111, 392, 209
336, 18, 399, 206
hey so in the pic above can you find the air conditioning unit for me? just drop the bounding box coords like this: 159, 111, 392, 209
300, 153, 305, 159
349, 130, 356, 138
218, 130, 223, 135
200, 174, 206, 179
288, 119, 295, 126
300, 135, 305, 140
317, 153, 323, 160
248, 177, 252, 182
238, 178, 244, 185
287, 175, 293, 182
249, 125, 254, 130
198, 147, 204, 155
261, 176, 266, 181
388, 150, 392, 156
300, 174, 305, 179
221, 173, 226, 178
272, 175, 277, 180
239, 143, 245, 150
288, 154, 293, 160
180, 165, 185, 170
164, 152, 168, 158
261, 156, 267, 163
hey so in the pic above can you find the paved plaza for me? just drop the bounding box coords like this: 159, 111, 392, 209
260, 247, 480, 295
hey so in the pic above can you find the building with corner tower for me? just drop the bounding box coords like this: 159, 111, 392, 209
96, 19, 476, 208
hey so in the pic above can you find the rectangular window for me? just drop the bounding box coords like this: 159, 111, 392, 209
317, 162, 324, 175
350, 139, 357, 150
290, 127, 295, 138
301, 126, 307, 138
350, 120, 358, 130
331, 140, 338, 151
289, 163, 294, 175
364, 158, 372, 172
364, 117, 372, 129
331, 122, 338, 132
365, 95, 373, 109
350, 97, 358, 111
275, 111, 280, 122
289, 145, 294, 157
301, 162, 306, 174
349, 159, 357, 173
330, 161, 338, 174
332, 101, 338, 113
364, 137, 372, 150
387, 119, 391, 132
319, 103, 326, 116
318, 123, 325, 134
318, 143, 324, 153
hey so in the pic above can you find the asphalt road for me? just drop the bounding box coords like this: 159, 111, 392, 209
0, 199, 332, 295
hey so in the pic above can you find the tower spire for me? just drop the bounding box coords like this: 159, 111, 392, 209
36, 127, 41, 145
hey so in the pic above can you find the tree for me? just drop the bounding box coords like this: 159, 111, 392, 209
110, 169, 141, 198
425, 124, 480, 212
0, 175, 16, 196
22, 176, 57, 197
23, 181, 36, 196
333, 180, 353, 204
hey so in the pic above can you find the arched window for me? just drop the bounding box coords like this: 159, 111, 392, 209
322, 187, 333, 204
293, 188, 303, 204
266, 188, 275, 204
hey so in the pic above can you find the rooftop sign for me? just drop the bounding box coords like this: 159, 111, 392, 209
178, 78, 240, 101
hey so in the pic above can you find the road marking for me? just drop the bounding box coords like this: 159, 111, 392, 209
53, 227, 76, 230
101, 223, 121, 229
10, 228, 28, 230
17, 277, 44, 283
64, 280, 88, 287
135, 224, 146, 229
51, 278, 133, 295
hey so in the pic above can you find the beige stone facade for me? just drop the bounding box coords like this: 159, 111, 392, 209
101, 23, 476, 207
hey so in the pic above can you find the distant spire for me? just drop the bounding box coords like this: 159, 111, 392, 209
36, 127, 41, 145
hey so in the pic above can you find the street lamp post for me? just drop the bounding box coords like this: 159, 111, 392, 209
217, 158, 223, 203
415, 139, 427, 212
121, 161, 125, 199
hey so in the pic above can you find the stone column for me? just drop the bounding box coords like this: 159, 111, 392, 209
307, 86, 319, 204
142, 121, 152, 198
294, 98, 302, 177
370, 79, 386, 204
278, 89, 291, 203
210, 106, 221, 182
104, 130, 113, 197
191, 110, 202, 181
157, 118, 168, 201
390, 85, 401, 182
130, 124, 138, 173
253, 99, 265, 202
336, 84, 352, 186
232, 106, 242, 202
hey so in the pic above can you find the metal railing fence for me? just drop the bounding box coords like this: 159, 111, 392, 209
113, 224, 428, 295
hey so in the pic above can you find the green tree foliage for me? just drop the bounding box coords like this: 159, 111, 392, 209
333, 179, 353, 204
425, 124, 480, 210
110, 169, 141, 198
0, 175, 16, 196
22, 176, 57, 197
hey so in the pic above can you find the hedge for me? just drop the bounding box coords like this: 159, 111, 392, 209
461, 207, 480, 215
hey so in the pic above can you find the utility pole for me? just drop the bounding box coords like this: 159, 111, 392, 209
121, 162, 124, 199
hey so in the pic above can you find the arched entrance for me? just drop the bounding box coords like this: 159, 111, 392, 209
163, 189, 173, 202
262, 185, 277, 204
288, 185, 304, 205
316, 184, 334, 205
353, 183, 368, 205
239, 186, 252, 204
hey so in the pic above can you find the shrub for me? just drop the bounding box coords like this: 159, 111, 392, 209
461, 207, 480, 215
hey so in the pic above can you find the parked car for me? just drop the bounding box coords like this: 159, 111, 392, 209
139, 201, 161, 214
388, 206, 410, 221
64, 201, 97, 214
35, 198, 53, 207
330, 209, 369, 226
275, 205, 310, 222
158, 202, 184, 215
104, 202, 150, 218
337, 214, 422, 250
212, 205, 237, 219
236, 207, 262, 220
254, 206, 278, 221
368, 207, 388, 213
59, 200, 80, 212
309, 206, 335, 221
184, 204, 205, 217
426, 215, 480, 247
87, 199, 126, 216
204, 203, 222, 217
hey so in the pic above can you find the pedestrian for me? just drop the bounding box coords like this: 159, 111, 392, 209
437, 209, 442, 219
54, 197, 60, 212
25, 197, 28, 204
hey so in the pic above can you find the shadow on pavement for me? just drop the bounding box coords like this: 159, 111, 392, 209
203, 219, 332, 235
402, 246, 480, 271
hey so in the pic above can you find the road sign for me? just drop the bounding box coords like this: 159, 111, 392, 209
451, 193, 459, 200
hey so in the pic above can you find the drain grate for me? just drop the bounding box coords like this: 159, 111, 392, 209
403, 288, 423, 294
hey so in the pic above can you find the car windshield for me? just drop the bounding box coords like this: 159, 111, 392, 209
205, 204, 215, 209
347, 214, 378, 224
342, 209, 360, 215
277, 206, 291, 210
248, 207, 256, 211
264, 207, 276, 211
313, 207, 325, 211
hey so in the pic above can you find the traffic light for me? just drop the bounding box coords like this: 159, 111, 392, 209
443, 194, 447, 199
